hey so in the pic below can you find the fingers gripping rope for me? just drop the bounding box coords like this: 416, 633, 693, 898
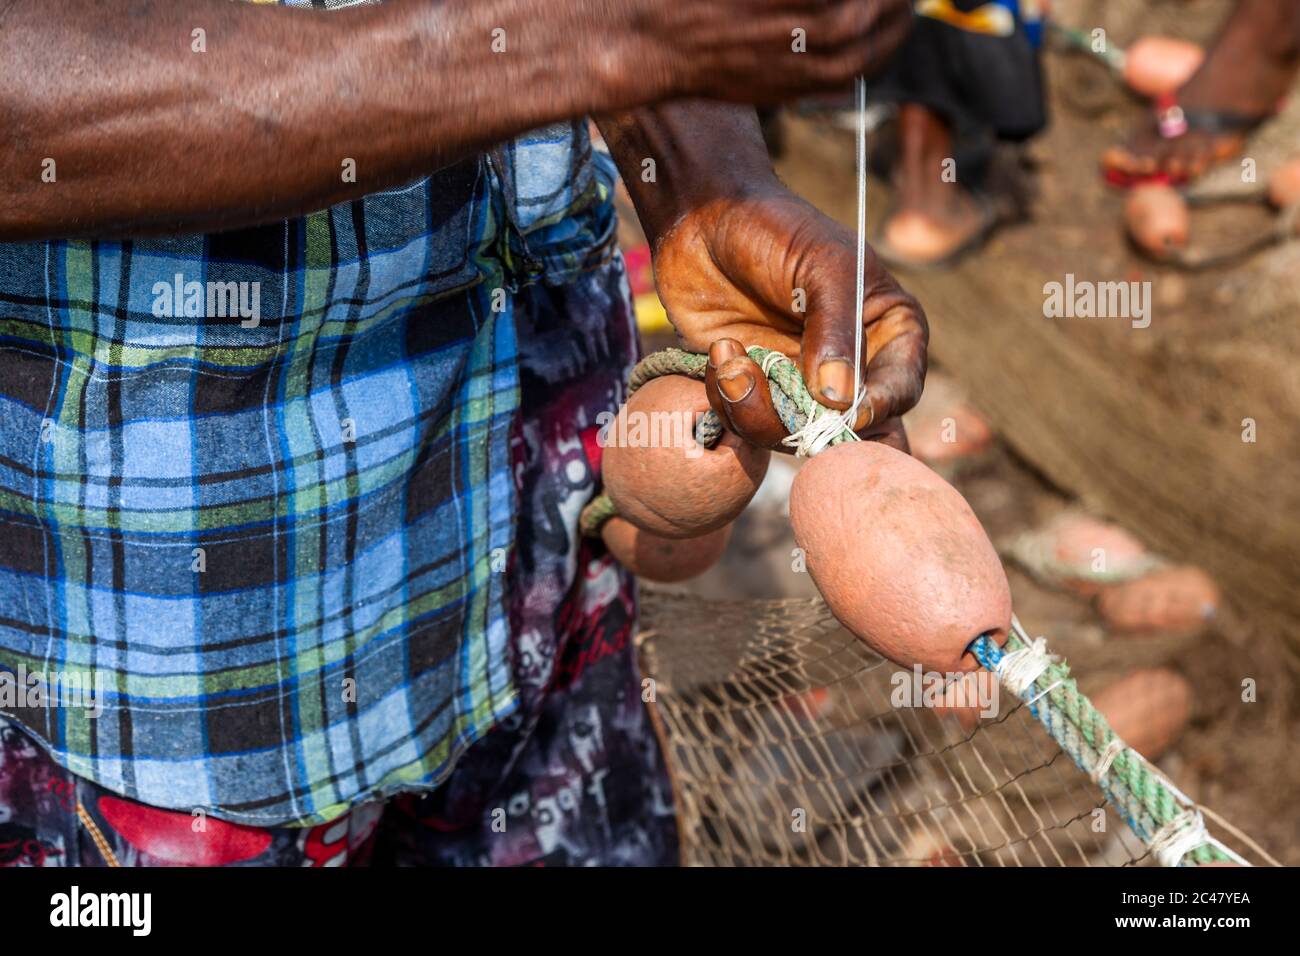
629, 346, 862, 454
969, 622, 1249, 867
760, 351, 869, 457
585, 73, 870, 540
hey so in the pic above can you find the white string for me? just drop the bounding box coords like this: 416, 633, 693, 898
1026, 678, 1064, 707
760, 350, 789, 378
762, 351, 860, 457
789, 405, 857, 457
852, 74, 868, 424
779, 76, 870, 459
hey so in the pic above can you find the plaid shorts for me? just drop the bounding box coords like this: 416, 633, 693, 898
0, 258, 678, 867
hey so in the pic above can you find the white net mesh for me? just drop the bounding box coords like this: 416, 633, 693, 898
636, 588, 1262, 867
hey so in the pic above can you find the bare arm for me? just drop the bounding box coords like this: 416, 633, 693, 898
595, 0, 914, 243
1, 0, 912, 241
0, 0, 662, 239
597, 102, 780, 244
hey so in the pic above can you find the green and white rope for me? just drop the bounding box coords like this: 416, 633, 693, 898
970, 621, 1249, 867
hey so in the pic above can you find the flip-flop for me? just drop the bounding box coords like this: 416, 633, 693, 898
1103, 93, 1277, 189
873, 192, 998, 272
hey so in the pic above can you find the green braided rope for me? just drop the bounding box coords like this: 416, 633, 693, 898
582, 346, 858, 536
578, 493, 619, 538
626, 349, 707, 392
628, 346, 861, 447
973, 627, 1232, 866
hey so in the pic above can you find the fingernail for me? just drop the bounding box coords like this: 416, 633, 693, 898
708, 339, 742, 368
817, 359, 855, 404
718, 370, 754, 403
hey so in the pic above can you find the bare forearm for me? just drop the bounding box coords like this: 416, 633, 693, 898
596, 102, 781, 246
0, 0, 650, 240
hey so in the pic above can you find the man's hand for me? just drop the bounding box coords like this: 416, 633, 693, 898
636, 0, 913, 104
656, 184, 925, 453
597, 102, 926, 455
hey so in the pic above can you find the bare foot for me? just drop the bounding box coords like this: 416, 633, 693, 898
881, 104, 988, 264
1103, 0, 1300, 183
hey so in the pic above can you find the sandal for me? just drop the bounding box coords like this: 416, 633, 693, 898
1103, 93, 1278, 189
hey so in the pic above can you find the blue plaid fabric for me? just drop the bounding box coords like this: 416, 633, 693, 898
0, 13, 618, 823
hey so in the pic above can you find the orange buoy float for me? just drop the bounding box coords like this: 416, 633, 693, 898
1097, 565, 1219, 635
1093, 668, 1192, 761
601, 375, 769, 538
600, 516, 731, 582
789, 442, 1012, 674
1267, 157, 1300, 210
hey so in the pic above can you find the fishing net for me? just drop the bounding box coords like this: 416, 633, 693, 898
636, 588, 1268, 867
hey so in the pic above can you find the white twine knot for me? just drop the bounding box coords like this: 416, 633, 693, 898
1090, 737, 1127, 785
995, 637, 1057, 697
760, 351, 864, 458
1151, 809, 1209, 867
